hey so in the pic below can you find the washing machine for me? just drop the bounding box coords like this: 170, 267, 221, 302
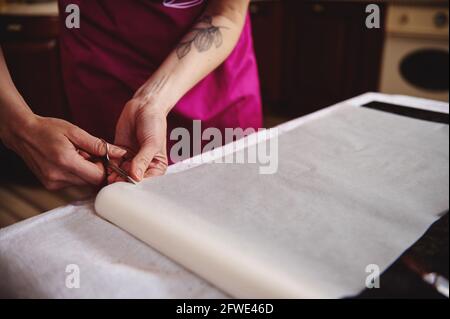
380, 4, 449, 102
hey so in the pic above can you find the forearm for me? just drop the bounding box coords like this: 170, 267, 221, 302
134, 0, 250, 114
0, 48, 35, 138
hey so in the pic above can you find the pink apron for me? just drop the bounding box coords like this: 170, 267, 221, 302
58, 0, 263, 159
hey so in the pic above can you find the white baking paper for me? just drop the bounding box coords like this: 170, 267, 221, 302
95, 104, 449, 298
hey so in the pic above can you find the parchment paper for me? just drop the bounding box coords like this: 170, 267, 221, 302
95, 104, 449, 298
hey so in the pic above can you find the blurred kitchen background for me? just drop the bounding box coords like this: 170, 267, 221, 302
0, 0, 449, 227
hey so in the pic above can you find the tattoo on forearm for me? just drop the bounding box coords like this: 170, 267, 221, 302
135, 74, 169, 98
176, 15, 227, 59
148, 74, 169, 95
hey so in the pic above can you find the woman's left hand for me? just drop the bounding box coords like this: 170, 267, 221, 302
111, 97, 168, 183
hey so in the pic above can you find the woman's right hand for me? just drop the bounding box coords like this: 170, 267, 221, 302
0, 114, 126, 190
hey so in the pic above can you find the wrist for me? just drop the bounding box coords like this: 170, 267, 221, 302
0, 105, 37, 147
133, 74, 178, 116
133, 93, 174, 117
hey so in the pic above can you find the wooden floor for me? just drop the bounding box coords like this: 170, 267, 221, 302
0, 182, 93, 229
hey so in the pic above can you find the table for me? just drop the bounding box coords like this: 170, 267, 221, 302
0, 93, 448, 299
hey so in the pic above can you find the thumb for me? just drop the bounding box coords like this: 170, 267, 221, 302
68, 126, 126, 158
131, 142, 159, 181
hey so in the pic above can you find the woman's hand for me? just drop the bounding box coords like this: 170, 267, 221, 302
110, 0, 250, 184
112, 97, 168, 183
1, 114, 126, 190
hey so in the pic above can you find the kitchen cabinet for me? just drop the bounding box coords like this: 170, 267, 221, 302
284, 1, 385, 117
250, 0, 385, 118
249, 0, 285, 114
